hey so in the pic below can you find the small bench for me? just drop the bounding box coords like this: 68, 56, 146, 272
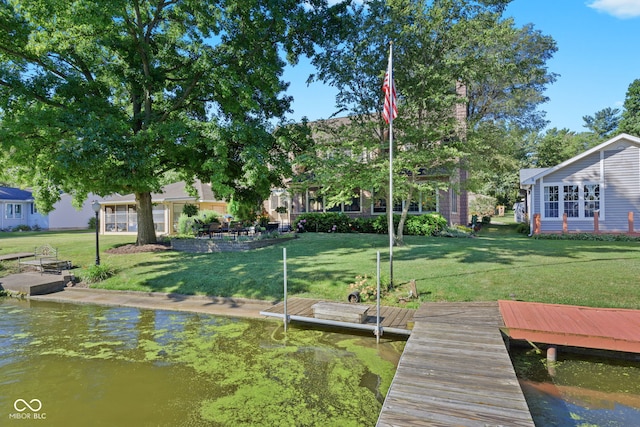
312, 302, 369, 323
18, 244, 70, 274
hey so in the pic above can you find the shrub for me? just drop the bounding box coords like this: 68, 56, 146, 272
350, 217, 375, 233
534, 233, 640, 241
469, 194, 497, 217
515, 223, 530, 234
88, 216, 98, 230
293, 212, 447, 236
374, 213, 446, 236
81, 264, 117, 284
372, 214, 401, 234
12, 224, 32, 232
182, 203, 199, 217
294, 212, 351, 233
405, 213, 447, 236
198, 210, 220, 224
176, 213, 199, 236
436, 225, 473, 238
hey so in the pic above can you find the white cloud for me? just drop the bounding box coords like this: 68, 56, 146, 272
587, 0, 640, 18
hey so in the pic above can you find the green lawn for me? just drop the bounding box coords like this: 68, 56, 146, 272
2, 225, 639, 309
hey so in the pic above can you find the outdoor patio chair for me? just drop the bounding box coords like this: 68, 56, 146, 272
207, 222, 223, 238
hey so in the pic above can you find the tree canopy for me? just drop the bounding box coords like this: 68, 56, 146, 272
582, 107, 621, 140
620, 79, 640, 137
298, 0, 557, 241
0, 0, 340, 243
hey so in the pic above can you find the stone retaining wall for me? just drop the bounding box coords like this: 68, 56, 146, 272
171, 236, 295, 253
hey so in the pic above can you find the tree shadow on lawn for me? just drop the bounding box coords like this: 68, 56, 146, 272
105, 233, 640, 301
122, 247, 359, 300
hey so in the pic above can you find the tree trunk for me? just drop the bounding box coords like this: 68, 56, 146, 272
396, 187, 414, 245
135, 191, 157, 245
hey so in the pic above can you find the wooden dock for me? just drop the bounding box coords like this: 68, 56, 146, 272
260, 297, 415, 335
499, 299, 640, 354
377, 302, 534, 426
0, 252, 34, 261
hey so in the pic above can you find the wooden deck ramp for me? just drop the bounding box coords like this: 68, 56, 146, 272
260, 297, 415, 335
499, 299, 640, 353
377, 302, 534, 427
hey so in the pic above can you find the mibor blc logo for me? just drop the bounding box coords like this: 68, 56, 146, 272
9, 399, 46, 420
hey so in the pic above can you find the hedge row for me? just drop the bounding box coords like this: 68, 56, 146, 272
293, 212, 447, 236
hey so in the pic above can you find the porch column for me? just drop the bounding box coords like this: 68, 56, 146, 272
562, 213, 567, 233
594, 211, 599, 234
629, 211, 634, 234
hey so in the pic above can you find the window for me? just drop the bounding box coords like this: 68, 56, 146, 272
104, 205, 132, 232
308, 189, 323, 212
128, 206, 137, 232
373, 199, 386, 213
153, 205, 165, 232
545, 183, 601, 219
408, 199, 420, 212
450, 189, 458, 213
584, 184, 600, 217
544, 186, 559, 218
343, 194, 361, 212
563, 185, 579, 218
5, 203, 22, 219
106, 203, 165, 232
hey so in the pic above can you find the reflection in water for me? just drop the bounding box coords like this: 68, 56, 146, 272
511, 347, 640, 427
0, 298, 404, 427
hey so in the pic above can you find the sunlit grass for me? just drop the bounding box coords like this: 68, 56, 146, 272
1, 225, 639, 309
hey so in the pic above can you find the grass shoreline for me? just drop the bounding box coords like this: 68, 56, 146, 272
2, 224, 639, 309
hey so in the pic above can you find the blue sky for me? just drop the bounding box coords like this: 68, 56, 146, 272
282, 0, 640, 133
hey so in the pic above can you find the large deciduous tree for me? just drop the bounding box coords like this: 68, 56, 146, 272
302, 0, 556, 243
0, 0, 337, 244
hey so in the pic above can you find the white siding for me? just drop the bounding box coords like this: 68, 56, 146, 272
602, 147, 640, 232
545, 152, 601, 182
48, 194, 104, 230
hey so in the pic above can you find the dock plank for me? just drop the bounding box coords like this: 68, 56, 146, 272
377, 302, 534, 427
0, 252, 34, 262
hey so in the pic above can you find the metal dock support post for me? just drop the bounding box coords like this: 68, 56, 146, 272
376, 251, 382, 343
283, 247, 289, 332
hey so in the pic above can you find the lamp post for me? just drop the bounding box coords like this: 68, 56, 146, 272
91, 200, 101, 266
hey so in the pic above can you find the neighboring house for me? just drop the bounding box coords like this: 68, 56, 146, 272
99, 180, 227, 235
0, 186, 35, 230
520, 133, 640, 235
0, 186, 102, 230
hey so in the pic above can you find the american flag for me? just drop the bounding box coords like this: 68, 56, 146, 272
382, 50, 397, 124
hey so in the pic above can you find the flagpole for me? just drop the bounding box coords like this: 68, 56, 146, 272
388, 42, 394, 288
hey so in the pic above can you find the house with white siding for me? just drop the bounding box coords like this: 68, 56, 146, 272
0, 186, 102, 230
520, 133, 640, 235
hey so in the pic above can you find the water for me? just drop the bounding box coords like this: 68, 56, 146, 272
511, 347, 640, 427
0, 298, 404, 427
